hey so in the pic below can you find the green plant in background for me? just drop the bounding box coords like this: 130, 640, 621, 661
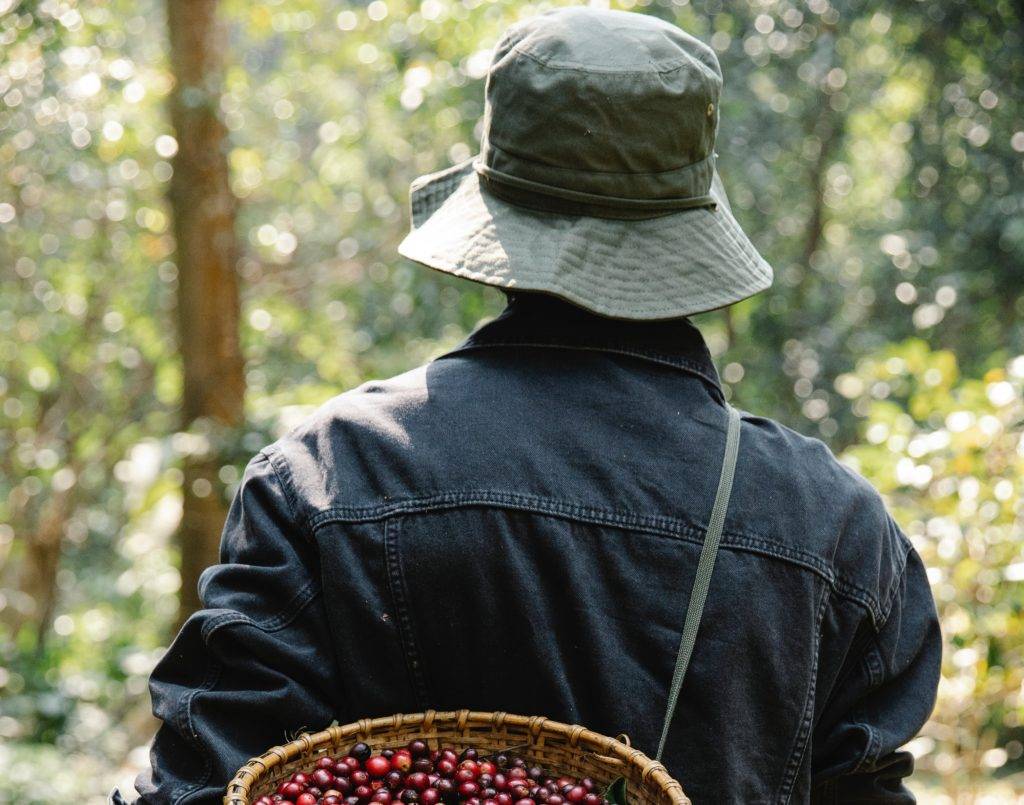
840, 341, 1024, 794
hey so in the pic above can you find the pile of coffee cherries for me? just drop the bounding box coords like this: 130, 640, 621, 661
253, 740, 613, 805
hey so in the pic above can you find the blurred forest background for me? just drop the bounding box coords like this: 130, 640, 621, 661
0, 0, 1022, 801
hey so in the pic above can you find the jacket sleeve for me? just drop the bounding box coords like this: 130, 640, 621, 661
810, 541, 942, 803
115, 449, 345, 805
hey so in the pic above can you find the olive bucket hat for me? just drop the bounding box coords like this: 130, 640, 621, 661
397, 7, 773, 320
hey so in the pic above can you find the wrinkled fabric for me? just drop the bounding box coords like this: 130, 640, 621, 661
398, 8, 774, 321
116, 293, 940, 805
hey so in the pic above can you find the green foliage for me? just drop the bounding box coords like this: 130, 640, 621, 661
840, 342, 1024, 788
0, 0, 1021, 800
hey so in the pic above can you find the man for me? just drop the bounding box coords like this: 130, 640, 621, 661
117, 8, 941, 805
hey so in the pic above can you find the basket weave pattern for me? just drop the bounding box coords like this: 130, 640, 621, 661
225, 710, 690, 805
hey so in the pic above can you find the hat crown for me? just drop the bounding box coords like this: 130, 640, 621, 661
479, 8, 722, 203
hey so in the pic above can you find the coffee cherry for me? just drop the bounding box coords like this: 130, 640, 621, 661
392, 751, 413, 773
342, 757, 363, 774
547, 796, 564, 805
407, 773, 430, 792
279, 782, 303, 800
508, 769, 527, 781
373, 791, 393, 804
414, 758, 434, 774
297, 795, 317, 805
436, 759, 456, 777
345, 797, 362, 805
495, 795, 512, 805
494, 756, 509, 768
355, 786, 374, 800
514, 799, 533, 805
351, 743, 372, 762
479, 762, 498, 777
386, 772, 404, 791
584, 795, 602, 805
366, 756, 392, 778
352, 772, 370, 787
458, 782, 480, 798
382, 749, 396, 760
409, 740, 430, 758
441, 750, 459, 765
421, 790, 441, 805
318, 757, 338, 770
459, 749, 479, 762
399, 790, 419, 804
335, 778, 353, 795
315, 769, 336, 788
455, 769, 478, 785
566, 787, 587, 803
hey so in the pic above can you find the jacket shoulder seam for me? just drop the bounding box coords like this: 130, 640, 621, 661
307, 490, 896, 626
261, 446, 307, 539
308, 489, 837, 581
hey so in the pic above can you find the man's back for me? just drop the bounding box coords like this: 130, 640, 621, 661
136, 295, 940, 805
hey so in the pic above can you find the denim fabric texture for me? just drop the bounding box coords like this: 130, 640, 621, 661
114, 293, 941, 805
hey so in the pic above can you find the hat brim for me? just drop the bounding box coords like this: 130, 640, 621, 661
397, 158, 772, 320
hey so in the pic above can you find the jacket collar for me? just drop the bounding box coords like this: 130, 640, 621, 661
445, 292, 724, 401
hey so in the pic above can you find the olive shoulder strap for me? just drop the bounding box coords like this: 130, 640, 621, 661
654, 404, 742, 762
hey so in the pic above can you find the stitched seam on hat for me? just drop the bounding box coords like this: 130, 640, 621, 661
510, 42, 703, 76
414, 258, 769, 318
442, 269, 763, 317
485, 139, 715, 177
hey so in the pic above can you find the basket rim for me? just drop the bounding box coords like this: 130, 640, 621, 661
224, 710, 688, 805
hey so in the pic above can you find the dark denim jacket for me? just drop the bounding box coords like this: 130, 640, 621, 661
116, 294, 941, 805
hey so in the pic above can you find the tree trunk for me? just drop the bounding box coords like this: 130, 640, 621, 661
0, 491, 70, 650
165, 0, 245, 632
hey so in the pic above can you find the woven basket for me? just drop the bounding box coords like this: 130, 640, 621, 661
224, 710, 690, 805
